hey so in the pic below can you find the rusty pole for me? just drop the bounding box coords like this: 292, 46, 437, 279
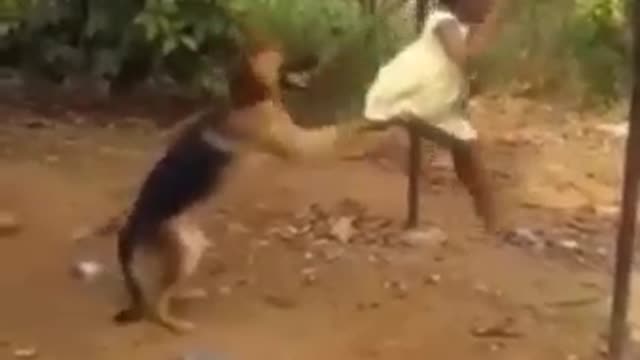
406, 0, 428, 229
609, 1, 640, 359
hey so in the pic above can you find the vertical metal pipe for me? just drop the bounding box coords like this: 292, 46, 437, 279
609, 1, 640, 359
406, 0, 428, 229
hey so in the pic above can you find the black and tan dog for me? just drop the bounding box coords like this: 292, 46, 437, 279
111, 41, 349, 333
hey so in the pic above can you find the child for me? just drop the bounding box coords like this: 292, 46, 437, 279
362, 0, 504, 232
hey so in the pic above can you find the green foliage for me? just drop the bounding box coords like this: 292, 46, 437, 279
0, 0, 631, 108
1, 0, 238, 95
133, 0, 239, 94
475, 0, 629, 106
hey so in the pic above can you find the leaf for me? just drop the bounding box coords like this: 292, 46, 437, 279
93, 48, 122, 76
162, 37, 177, 55
180, 35, 198, 51
85, 6, 109, 38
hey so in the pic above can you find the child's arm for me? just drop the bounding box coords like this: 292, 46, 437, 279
465, 2, 505, 58
434, 1, 506, 69
434, 19, 469, 69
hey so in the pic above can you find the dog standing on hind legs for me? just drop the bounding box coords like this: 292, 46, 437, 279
113, 110, 234, 333
112, 40, 350, 333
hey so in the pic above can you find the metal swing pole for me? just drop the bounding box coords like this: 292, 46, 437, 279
406, 0, 428, 229
609, 1, 640, 359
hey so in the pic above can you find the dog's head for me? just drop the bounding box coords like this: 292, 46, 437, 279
226, 34, 318, 108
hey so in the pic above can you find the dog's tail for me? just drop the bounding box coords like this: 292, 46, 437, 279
113, 221, 147, 325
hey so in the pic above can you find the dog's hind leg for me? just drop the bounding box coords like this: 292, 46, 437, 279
153, 217, 210, 333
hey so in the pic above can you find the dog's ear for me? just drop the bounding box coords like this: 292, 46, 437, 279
249, 47, 285, 99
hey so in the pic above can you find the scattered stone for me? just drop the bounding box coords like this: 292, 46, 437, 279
593, 122, 628, 138
321, 246, 345, 263
304, 251, 315, 261
596, 247, 608, 257
300, 267, 318, 286
70, 260, 104, 281
424, 274, 442, 285
401, 227, 448, 248
256, 240, 271, 248
70, 226, 93, 243
489, 342, 505, 352
356, 301, 381, 311
234, 278, 250, 287
0, 212, 21, 236
44, 154, 60, 164
13, 347, 38, 359
226, 222, 250, 235
474, 283, 491, 295
384, 280, 409, 299
25, 118, 49, 129
471, 317, 523, 339
330, 217, 355, 243
180, 350, 228, 360
632, 327, 640, 343
593, 205, 619, 219
263, 293, 296, 309
566, 354, 579, 360
217, 286, 232, 296
558, 240, 580, 251
367, 254, 379, 264
504, 227, 545, 251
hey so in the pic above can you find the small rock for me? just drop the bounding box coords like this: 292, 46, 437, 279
401, 227, 448, 248
0, 212, 20, 236
70, 260, 104, 281
180, 350, 228, 360
263, 293, 296, 309
227, 222, 250, 234
256, 240, 271, 248
25, 118, 49, 129
471, 317, 522, 338
504, 227, 545, 251
301, 267, 318, 286
566, 354, 579, 360
632, 326, 640, 343
217, 286, 232, 296
304, 251, 314, 261
13, 347, 38, 359
596, 247, 608, 257
234, 278, 250, 287
356, 301, 381, 311
424, 274, 442, 285
330, 217, 355, 243
384, 280, 409, 299
71, 226, 93, 242
44, 155, 60, 164
322, 247, 345, 263
474, 282, 491, 295
594, 205, 619, 218
559, 240, 580, 251
593, 122, 628, 138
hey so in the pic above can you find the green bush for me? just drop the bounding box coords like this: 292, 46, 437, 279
474, 0, 629, 107
1, 0, 630, 109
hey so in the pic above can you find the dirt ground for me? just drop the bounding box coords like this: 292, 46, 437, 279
0, 95, 637, 360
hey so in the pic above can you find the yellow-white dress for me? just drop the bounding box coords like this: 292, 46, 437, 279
364, 8, 477, 141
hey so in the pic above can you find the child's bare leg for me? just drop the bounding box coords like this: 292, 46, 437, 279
411, 120, 498, 232
451, 140, 497, 232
